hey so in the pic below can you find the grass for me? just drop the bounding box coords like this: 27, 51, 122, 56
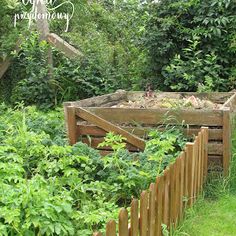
173, 120, 236, 236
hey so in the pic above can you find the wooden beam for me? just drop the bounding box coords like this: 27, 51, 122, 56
76, 107, 146, 150
47, 33, 83, 58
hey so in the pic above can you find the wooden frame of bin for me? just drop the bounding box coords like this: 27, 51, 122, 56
64, 91, 236, 175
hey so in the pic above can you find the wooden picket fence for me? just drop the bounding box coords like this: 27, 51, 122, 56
93, 127, 209, 236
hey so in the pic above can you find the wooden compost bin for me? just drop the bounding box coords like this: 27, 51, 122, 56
64, 91, 236, 174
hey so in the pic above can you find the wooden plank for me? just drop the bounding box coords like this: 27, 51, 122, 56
65, 91, 127, 108
82, 137, 139, 151
155, 176, 164, 236
202, 127, 209, 177
186, 143, 194, 207
223, 109, 230, 175
65, 106, 78, 145
106, 220, 116, 236
199, 131, 204, 192
119, 208, 129, 236
130, 199, 139, 236
221, 92, 236, 110
183, 146, 189, 209
149, 183, 156, 236
77, 124, 222, 140
162, 169, 170, 228
175, 158, 181, 225
169, 163, 176, 227
193, 140, 197, 204
47, 33, 83, 58
179, 153, 185, 221
86, 108, 223, 126
140, 191, 148, 236
208, 142, 223, 155
76, 107, 146, 150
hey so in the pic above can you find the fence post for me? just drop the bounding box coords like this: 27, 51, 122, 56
162, 168, 170, 228
201, 127, 209, 178
65, 106, 78, 145
223, 108, 230, 176
140, 191, 148, 236
106, 220, 116, 236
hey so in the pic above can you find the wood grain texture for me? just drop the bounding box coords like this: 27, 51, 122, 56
223, 109, 230, 175
106, 220, 116, 236
65, 106, 78, 145
140, 191, 148, 236
130, 199, 139, 236
86, 107, 223, 126
119, 208, 129, 236
149, 183, 156, 236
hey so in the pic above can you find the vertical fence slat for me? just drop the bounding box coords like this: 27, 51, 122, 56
162, 168, 170, 228
186, 143, 194, 207
179, 153, 185, 221
155, 176, 164, 236
196, 135, 201, 195
202, 127, 209, 177
199, 131, 204, 192
106, 220, 116, 236
140, 191, 148, 236
193, 140, 198, 204
119, 208, 129, 236
175, 157, 181, 224
184, 146, 189, 210
169, 163, 175, 227
149, 183, 156, 236
130, 199, 139, 236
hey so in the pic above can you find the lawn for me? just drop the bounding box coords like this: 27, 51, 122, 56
175, 194, 236, 236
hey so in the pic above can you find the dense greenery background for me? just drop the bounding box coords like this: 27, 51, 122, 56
0, 0, 236, 108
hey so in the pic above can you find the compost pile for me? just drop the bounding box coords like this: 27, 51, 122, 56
112, 95, 221, 109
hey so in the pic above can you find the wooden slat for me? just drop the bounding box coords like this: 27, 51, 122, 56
119, 208, 129, 236
208, 142, 223, 155
169, 163, 176, 226
76, 107, 146, 150
183, 146, 189, 209
140, 191, 148, 236
221, 92, 236, 110
162, 169, 170, 228
77, 124, 222, 141
223, 109, 230, 175
86, 108, 223, 126
65, 106, 78, 145
149, 183, 156, 236
47, 33, 83, 58
65, 91, 127, 108
179, 153, 185, 221
106, 220, 116, 236
130, 199, 139, 236
155, 176, 164, 236
186, 143, 194, 207
175, 158, 181, 224
202, 127, 209, 177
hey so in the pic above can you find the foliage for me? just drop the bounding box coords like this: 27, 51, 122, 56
145, 0, 236, 91
0, 104, 186, 235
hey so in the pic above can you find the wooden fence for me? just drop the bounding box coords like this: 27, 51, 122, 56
93, 127, 209, 236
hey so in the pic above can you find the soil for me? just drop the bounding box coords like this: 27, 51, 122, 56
111, 95, 222, 109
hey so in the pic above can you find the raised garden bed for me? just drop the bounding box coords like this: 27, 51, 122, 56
64, 91, 236, 174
